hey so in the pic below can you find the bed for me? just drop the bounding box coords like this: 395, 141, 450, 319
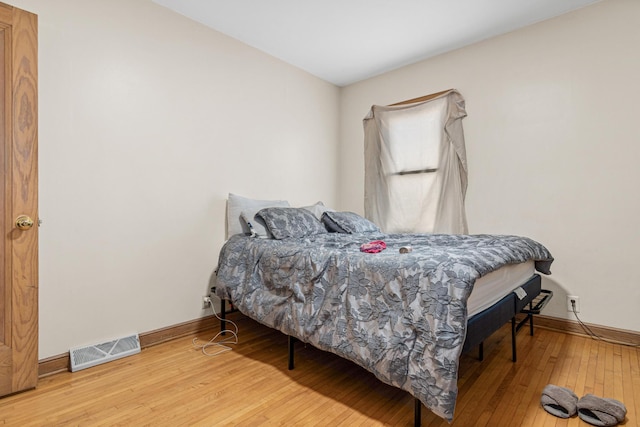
214, 204, 554, 423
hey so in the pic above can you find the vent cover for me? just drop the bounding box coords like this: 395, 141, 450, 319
70, 334, 141, 372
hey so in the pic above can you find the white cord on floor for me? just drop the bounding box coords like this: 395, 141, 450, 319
571, 302, 639, 348
193, 299, 239, 356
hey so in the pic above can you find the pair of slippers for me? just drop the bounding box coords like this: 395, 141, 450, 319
541, 384, 627, 426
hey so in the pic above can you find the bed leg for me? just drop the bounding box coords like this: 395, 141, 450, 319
529, 311, 534, 336
414, 397, 422, 427
478, 342, 484, 361
288, 336, 296, 370
220, 299, 226, 335
511, 317, 517, 362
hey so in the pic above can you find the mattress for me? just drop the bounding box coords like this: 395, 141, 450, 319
467, 260, 535, 317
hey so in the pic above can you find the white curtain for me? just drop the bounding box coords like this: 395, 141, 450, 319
363, 90, 468, 234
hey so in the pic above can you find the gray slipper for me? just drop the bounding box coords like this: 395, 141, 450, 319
577, 394, 627, 426
540, 384, 578, 418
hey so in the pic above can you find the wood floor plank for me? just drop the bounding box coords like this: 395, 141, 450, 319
625, 345, 640, 424
517, 329, 563, 427
0, 314, 637, 426
489, 333, 540, 426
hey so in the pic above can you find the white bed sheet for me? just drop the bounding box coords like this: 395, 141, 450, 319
467, 260, 535, 317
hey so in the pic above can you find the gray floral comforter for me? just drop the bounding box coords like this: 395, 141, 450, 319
215, 232, 553, 421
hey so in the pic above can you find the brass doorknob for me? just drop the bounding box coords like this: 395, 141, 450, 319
15, 215, 34, 230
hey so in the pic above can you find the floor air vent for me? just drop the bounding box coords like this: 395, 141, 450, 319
70, 334, 141, 372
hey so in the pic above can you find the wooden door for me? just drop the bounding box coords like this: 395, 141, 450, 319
0, 2, 38, 397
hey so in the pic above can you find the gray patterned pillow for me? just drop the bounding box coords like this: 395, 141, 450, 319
321, 211, 380, 233
256, 207, 328, 240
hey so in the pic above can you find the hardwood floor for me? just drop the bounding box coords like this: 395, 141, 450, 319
0, 313, 638, 426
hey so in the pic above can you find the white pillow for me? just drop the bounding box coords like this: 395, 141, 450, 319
226, 193, 289, 238
240, 210, 270, 238
300, 201, 335, 220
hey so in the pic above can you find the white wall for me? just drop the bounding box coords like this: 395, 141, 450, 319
340, 0, 640, 332
9, 0, 340, 358
12, 0, 638, 359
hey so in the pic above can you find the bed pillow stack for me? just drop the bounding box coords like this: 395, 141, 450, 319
226, 193, 381, 239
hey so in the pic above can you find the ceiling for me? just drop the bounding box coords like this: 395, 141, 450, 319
152, 0, 600, 87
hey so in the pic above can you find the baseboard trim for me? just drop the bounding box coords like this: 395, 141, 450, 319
534, 315, 640, 346
39, 312, 638, 378
38, 314, 226, 378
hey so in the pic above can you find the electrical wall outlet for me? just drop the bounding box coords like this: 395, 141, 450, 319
567, 295, 580, 313
202, 295, 212, 310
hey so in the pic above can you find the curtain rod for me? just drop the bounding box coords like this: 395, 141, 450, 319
389, 89, 454, 106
